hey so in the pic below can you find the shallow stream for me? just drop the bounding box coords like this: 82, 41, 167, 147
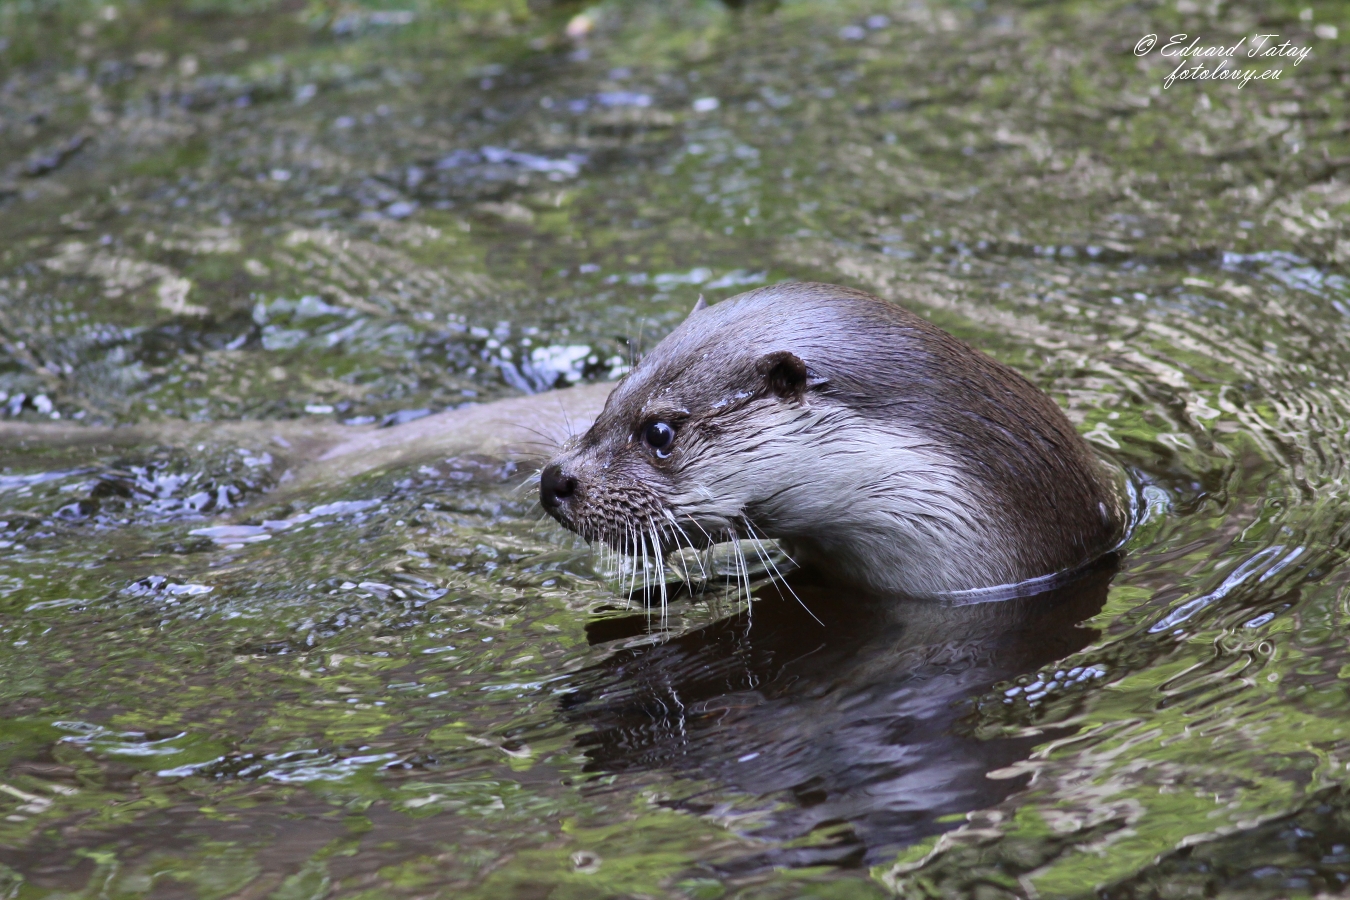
4, 1, 1350, 897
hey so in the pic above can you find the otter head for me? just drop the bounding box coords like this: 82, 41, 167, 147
540, 292, 831, 560
540, 282, 1124, 597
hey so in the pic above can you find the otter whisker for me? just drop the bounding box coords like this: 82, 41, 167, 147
515, 464, 546, 496
553, 397, 576, 443
746, 519, 798, 568
647, 516, 669, 624
665, 523, 685, 589
739, 539, 755, 624
504, 420, 565, 450
606, 534, 617, 602
742, 525, 776, 589
621, 524, 630, 601
644, 516, 657, 616
607, 527, 622, 603
666, 526, 691, 587
668, 514, 708, 585
686, 518, 721, 600
634, 532, 644, 606
660, 509, 697, 585
744, 533, 773, 591
677, 513, 719, 584
638, 520, 652, 613
509, 437, 565, 455
659, 523, 672, 623
626, 523, 639, 607
725, 530, 754, 622
744, 520, 822, 627
633, 317, 648, 365
642, 524, 654, 612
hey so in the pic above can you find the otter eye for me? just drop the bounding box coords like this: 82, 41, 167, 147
643, 421, 676, 458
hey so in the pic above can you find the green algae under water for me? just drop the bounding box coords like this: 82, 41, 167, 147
4, 0, 1350, 897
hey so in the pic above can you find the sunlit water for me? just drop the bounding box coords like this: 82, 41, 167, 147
3, 1, 1350, 897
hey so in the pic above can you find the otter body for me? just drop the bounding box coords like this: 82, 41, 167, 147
540, 283, 1124, 597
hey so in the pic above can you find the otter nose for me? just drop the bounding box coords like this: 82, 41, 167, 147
540, 463, 578, 510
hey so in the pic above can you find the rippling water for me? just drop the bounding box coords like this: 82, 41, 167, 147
3, 1, 1350, 897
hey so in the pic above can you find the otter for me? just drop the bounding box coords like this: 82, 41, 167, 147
539, 282, 1125, 598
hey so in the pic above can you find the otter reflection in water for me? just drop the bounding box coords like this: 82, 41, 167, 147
560, 561, 1115, 867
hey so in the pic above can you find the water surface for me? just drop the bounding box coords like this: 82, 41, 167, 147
3, 0, 1350, 897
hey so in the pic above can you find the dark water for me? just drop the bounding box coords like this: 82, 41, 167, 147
3, 1, 1350, 897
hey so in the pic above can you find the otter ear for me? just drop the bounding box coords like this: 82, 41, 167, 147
758, 350, 826, 400
688, 294, 707, 317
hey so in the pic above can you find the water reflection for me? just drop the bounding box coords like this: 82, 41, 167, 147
564, 559, 1117, 866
